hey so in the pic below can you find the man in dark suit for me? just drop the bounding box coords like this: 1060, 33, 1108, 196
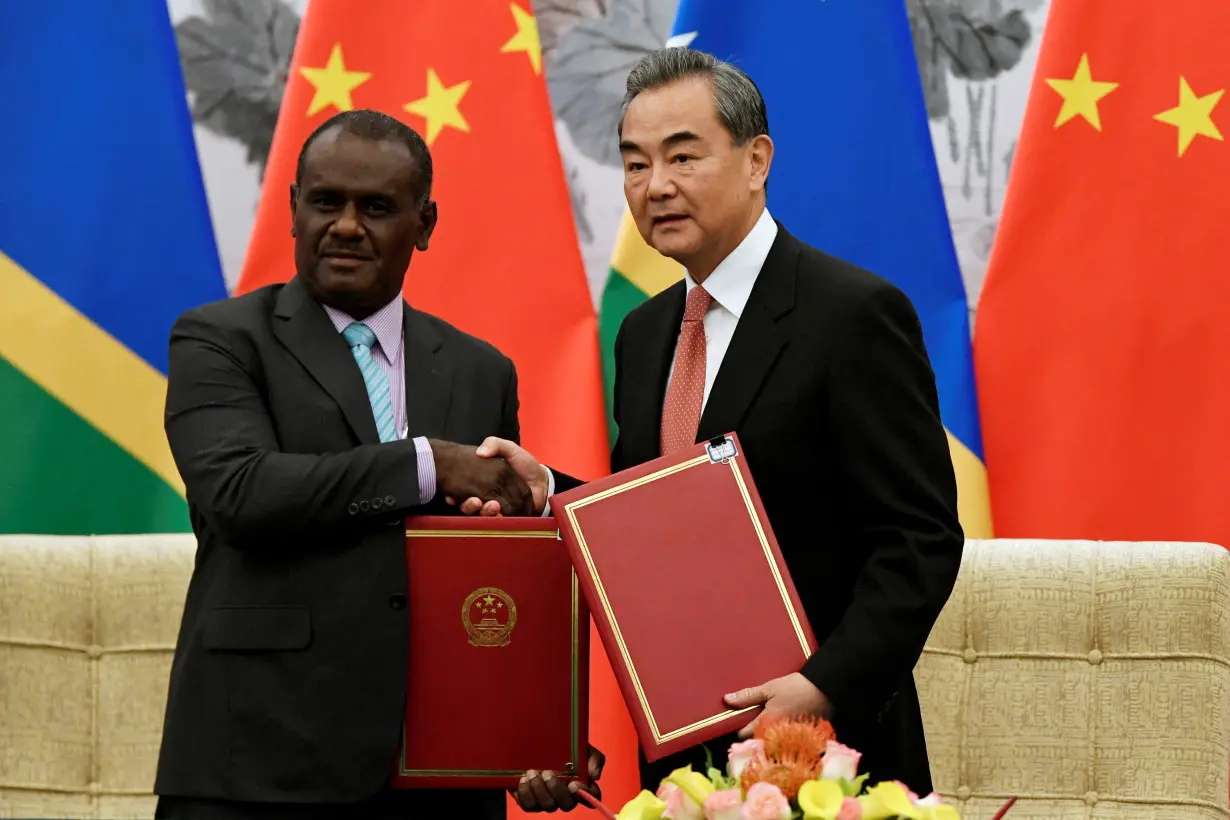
465, 48, 964, 797
154, 109, 600, 819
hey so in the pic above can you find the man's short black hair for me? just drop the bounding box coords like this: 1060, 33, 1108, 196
293, 109, 434, 206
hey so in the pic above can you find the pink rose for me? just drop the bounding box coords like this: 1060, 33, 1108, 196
658, 781, 704, 820
727, 739, 766, 780
836, 797, 863, 820
916, 793, 943, 807
820, 740, 862, 781
703, 788, 744, 820
739, 782, 790, 820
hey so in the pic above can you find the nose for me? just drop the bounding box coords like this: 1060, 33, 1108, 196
646, 162, 676, 200
329, 202, 364, 237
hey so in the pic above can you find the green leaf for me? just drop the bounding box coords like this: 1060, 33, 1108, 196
700, 745, 738, 790
840, 773, 871, 797
708, 769, 737, 790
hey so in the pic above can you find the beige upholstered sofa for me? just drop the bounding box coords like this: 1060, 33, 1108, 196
2, 535, 1228, 819
916, 539, 1230, 820
0, 535, 194, 820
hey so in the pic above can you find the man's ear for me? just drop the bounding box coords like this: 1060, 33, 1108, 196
747, 134, 774, 194
416, 201, 438, 252
288, 184, 298, 237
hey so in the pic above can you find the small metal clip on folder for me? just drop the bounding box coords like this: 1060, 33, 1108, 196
705, 435, 738, 464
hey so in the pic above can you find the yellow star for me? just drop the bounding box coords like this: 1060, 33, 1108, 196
500, 3, 542, 75
483, 595, 496, 606
1044, 53, 1118, 131
404, 68, 471, 145
1154, 76, 1224, 157
299, 44, 372, 117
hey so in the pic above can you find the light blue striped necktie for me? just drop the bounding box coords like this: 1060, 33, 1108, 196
342, 322, 397, 443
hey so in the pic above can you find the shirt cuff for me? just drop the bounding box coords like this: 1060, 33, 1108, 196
413, 436, 436, 505
541, 467, 555, 517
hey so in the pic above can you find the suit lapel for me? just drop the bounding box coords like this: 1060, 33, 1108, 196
622, 281, 685, 465
402, 306, 452, 439
272, 277, 380, 445
696, 226, 798, 443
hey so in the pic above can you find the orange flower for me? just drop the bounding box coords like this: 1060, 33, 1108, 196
755, 713, 835, 762
741, 755, 823, 800
737, 714, 836, 800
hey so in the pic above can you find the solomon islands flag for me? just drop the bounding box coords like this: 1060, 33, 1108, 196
0, 2, 227, 533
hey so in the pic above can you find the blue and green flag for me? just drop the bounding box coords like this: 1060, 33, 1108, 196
0, 3, 227, 533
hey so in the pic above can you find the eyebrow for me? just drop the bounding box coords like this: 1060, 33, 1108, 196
301, 184, 406, 206
619, 130, 703, 153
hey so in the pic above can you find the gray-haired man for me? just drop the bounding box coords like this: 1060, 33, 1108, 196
469, 47, 963, 796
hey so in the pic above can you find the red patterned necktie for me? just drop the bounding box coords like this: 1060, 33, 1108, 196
661, 285, 713, 455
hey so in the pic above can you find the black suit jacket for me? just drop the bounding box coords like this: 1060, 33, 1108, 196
603, 224, 963, 793
154, 276, 520, 807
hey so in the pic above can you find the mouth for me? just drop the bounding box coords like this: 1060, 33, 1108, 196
651, 214, 689, 228
321, 251, 372, 270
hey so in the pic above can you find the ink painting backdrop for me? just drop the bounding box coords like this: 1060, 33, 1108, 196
168, 0, 1050, 325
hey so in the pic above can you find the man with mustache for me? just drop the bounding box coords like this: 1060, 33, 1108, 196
465, 48, 963, 798
154, 109, 601, 819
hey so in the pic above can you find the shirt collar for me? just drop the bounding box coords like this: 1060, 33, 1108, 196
684, 208, 778, 319
322, 295, 405, 360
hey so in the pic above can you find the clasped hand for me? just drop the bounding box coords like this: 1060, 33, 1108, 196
429, 439, 537, 516
443, 437, 551, 516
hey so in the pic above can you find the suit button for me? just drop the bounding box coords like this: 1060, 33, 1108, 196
384, 495, 396, 506
347, 503, 359, 516
359, 500, 370, 512
372, 498, 384, 511
388, 594, 408, 610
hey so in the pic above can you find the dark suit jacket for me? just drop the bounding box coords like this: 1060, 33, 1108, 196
601, 224, 963, 794
154, 276, 519, 809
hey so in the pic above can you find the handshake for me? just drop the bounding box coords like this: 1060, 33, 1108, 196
428, 437, 548, 517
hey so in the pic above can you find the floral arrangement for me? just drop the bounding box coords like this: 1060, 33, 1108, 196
577, 715, 1015, 820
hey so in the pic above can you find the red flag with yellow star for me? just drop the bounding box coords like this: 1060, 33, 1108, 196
234, 0, 639, 811
975, 1, 1230, 549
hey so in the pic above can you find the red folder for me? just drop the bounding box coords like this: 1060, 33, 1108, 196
392, 516, 589, 789
550, 433, 817, 761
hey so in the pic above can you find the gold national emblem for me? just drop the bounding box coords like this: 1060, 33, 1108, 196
461, 586, 517, 647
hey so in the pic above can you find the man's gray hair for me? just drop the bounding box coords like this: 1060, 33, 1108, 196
618, 47, 769, 145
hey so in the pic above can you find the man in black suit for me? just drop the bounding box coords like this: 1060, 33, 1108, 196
465, 48, 964, 797
154, 109, 600, 819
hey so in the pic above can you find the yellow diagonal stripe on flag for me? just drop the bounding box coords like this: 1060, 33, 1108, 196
0, 250, 184, 496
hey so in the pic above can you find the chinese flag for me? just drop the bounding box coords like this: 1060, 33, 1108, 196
235, 0, 638, 813
975, 1, 1230, 549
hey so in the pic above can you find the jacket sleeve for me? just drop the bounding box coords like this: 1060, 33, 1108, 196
164, 309, 425, 547
800, 282, 964, 720
499, 354, 521, 446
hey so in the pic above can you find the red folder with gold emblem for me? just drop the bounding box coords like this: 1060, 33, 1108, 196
391, 516, 589, 789
549, 433, 817, 762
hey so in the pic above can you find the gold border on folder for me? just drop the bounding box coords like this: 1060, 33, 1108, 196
563, 454, 812, 746
396, 529, 582, 779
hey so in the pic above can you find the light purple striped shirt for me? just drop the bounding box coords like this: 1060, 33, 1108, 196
323, 298, 437, 504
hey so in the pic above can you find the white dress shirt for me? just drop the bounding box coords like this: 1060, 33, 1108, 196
543, 209, 776, 503
669, 207, 779, 412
